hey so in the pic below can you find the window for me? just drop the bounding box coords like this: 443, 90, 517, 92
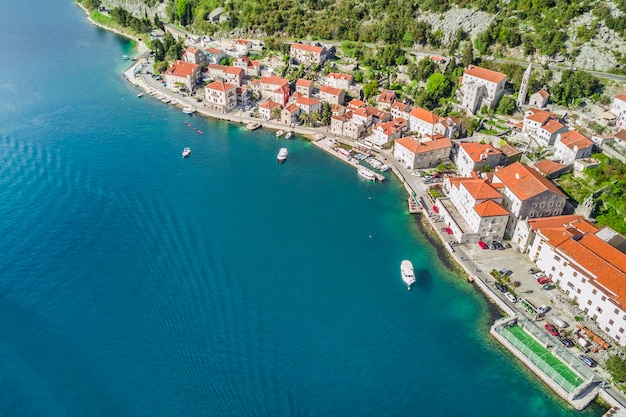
592, 289, 597, 295
584, 307, 589, 313
601, 296, 606, 301
573, 272, 578, 277
551, 266, 556, 271
587, 300, 592, 306
554, 255, 561, 262
596, 307, 603, 313
615, 309, 619, 315
620, 328, 625, 334
567, 281, 575, 289
559, 272, 563, 277
609, 319, 614, 325
577, 289, 581, 294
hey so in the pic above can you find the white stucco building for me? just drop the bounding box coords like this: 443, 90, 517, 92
460, 65, 507, 114
456, 142, 504, 177
611, 94, 626, 129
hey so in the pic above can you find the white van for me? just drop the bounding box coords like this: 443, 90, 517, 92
551, 315, 568, 328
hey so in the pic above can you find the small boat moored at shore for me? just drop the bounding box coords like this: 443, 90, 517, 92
285, 132, 292, 139
277, 148, 288, 164
276, 130, 284, 138
182, 107, 196, 115
401, 260, 416, 290
358, 166, 377, 181
246, 122, 261, 131
182, 147, 191, 158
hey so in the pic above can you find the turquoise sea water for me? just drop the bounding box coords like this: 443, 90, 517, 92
0, 2, 603, 416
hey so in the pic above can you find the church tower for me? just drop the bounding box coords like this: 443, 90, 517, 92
517, 63, 532, 107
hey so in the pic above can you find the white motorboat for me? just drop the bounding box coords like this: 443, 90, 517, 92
182, 107, 196, 115
401, 260, 416, 290
182, 147, 191, 158
285, 132, 292, 139
137, 93, 143, 98
277, 148, 288, 164
357, 166, 376, 181
276, 130, 284, 138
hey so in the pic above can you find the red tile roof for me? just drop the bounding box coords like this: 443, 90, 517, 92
296, 97, 321, 106
535, 89, 550, 99
296, 79, 313, 87
615, 130, 626, 142
493, 162, 566, 201
528, 215, 587, 231
474, 200, 509, 217
525, 110, 553, 125
533, 159, 567, 176
327, 73, 353, 81
395, 136, 451, 154
347, 99, 366, 109
283, 103, 300, 113
259, 100, 281, 110
391, 101, 410, 112
540, 119, 566, 134
205, 80, 235, 91
464, 65, 507, 84
379, 89, 396, 103
165, 60, 199, 77
320, 85, 342, 96
291, 43, 324, 53
224, 66, 244, 75
409, 107, 440, 124
459, 142, 502, 163
374, 121, 398, 136
205, 48, 224, 55
615, 94, 626, 102
558, 130, 593, 150
185, 45, 200, 54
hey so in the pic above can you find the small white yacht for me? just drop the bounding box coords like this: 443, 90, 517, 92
182, 107, 196, 115
357, 166, 376, 181
401, 260, 416, 290
276, 130, 284, 138
285, 132, 292, 139
182, 147, 191, 158
277, 148, 288, 164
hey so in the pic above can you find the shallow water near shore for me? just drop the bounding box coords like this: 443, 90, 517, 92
0, 2, 605, 416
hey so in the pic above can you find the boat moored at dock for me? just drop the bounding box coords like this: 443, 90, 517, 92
401, 260, 416, 290
285, 132, 292, 139
182, 147, 191, 158
277, 148, 288, 164
246, 122, 261, 131
276, 130, 284, 138
182, 107, 196, 115
358, 166, 377, 181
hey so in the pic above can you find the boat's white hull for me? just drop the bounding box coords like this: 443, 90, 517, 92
358, 167, 376, 181
401, 260, 416, 290
182, 148, 191, 158
277, 148, 288, 164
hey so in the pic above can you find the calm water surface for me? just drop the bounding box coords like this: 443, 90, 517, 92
0, 2, 602, 416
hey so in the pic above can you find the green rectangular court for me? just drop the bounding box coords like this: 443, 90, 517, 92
504, 325, 584, 388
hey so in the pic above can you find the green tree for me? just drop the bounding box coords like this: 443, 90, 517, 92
271, 106, 282, 120
426, 73, 452, 101
606, 355, 626, 382
299, 112, 311, 127
320, 102, 332, 125
497, 96, 517, 115
462, 42, 474, 68
362, 80, 379, 99
152, 39, 165, 62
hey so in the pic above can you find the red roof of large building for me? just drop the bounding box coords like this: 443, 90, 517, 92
165, 60, 199, 77
296, 79, 313, 87
533, 159, 567, 176
464, 65, 507, 84
224, 66, 244, 75
205, 80, 235, 91
395, 136, 451, 154
459, 142, 502, 163
615, 94, 626, 102
409, 107, 440, 124
474, 200, 509, 217
448, 177, 503, 200
540, 119, 566, 134
493, 162, 566, 201
291, 43, 324, 53
525, 109, 553, 125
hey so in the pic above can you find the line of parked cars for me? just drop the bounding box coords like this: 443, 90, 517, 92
478, 240, 506, 250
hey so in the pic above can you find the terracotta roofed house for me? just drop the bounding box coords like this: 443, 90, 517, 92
204, 81, 237, 113
554, 130, 594, 164
456, 142, 504, 176
258, 100, 282, 120
393, 136, 452, 170
295, 97, 321, 114
537, 119, 569, 146
491, 162, 567, 235
611, 94, 626, 129
164, 60, 200, 92
258, 76, 291, 106
529, 89, 550, 108
390, 101, 412, 121
295, 79, 314, 98
290, 43, 327, 66
377, 89, 396, 111
319, 85, 345, 106
409, 107, 440, 137
281, 103, 301, 126
533, 159, 569, 178
183, 45, 204, 65
460, 65, 507, 114
326, 73, 354, 90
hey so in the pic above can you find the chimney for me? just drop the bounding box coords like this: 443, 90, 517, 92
515, 173, 520, 180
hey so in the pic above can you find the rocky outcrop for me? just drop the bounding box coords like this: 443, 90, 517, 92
102, 0, 171, 20
416, 7, 494, 43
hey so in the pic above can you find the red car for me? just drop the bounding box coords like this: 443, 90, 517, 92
537, 277, 551, 285
544, 323, 559, 336
478, 241, 488, 249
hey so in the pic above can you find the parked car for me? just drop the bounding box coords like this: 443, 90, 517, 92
493, 241, 505, 250
533, 272, 546, 279
537, 277, 551, 285
529, 267, 542, 274
544, 323, 559, 336
493, 282, 506, 292
559, 337, 574, 348
537, 305, 550, 314
487, 242, 496, 250
542, 284, 553, 290
478, 241, 488, 250
504, 292, 517, 303
411, 172, 421, 177
432, 173, 442, 178
579, 355, 597, 367
499, 269, 513, 277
